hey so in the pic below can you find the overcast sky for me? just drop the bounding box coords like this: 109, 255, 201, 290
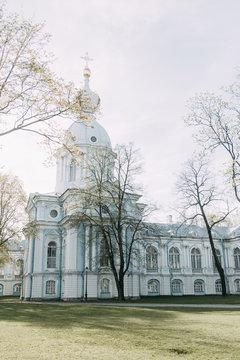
1, 0, 240, 222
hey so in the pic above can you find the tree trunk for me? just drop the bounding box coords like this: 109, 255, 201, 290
117, 283, 125, 301
116, 274, 125, 301
113, 273, 125, 300
110, 264, 125, 301
201, 209, 227, 296
205, 223, 227, 296
209, 239, 227, 296
216, 260, 227, 296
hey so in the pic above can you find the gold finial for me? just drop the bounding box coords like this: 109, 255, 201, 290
81, 52, 93, 68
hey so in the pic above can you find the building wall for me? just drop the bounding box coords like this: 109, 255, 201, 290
0, 244, 24, 297
21, 192, 240, 300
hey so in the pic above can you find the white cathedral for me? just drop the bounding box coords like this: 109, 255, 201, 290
18, 61, 240, 301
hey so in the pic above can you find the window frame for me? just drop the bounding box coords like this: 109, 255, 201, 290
13, 283, 21, 295
191, 248, 202, 271
171, 279, 183, 295
146, 246, 158, 271
47, 241, 57, 269
46, 280, 56, 295
234, 279, 240, 293
234, 248, 240, 270
194, 279, 205, 294
169, 247, 180, 270
215, 279, 222, 294
147, 279, 160, 295
99, 240, 109, 268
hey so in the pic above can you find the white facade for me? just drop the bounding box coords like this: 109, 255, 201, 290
22, 65, 240, 300
0, 240, 24, 296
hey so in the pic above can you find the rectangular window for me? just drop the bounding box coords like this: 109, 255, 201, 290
172, 281, 181, 293
194, 281, 204, 293
46, 280, 56, 294
47, 244, 57, 268
215, 281, 222, 293
170, 255, 180, 269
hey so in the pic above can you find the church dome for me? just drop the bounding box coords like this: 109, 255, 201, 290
65, 53, 111, 149
68, 119, 112, 148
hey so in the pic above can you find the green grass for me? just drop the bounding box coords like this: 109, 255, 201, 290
0, 296, 21, 302
85, 294, 240, 305
0, 303, 239, 359
132, 294, 240, 305
1, 294, 240, 304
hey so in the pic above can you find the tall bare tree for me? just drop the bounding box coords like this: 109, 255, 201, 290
69, 144, 153, 300
186, 75, 240, 203
177, 157, 233, 296
0, 172, 26, 265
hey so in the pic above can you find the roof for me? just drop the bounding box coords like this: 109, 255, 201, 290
143, 222, 236, 239
67, 119, 112, 149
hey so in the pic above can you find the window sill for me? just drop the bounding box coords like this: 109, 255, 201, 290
45, 293, 56, 296
100, 292, 111, 298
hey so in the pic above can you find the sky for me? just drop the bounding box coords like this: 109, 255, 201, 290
1, 0, 240, 222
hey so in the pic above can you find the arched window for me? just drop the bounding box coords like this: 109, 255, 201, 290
69, 160, 76, 181
0, 284, 3, 296
99, 240, 109, 267
212, 249, 221, 272
169, 247, 180, 269
191, 248, 201, 271
46, 280, 56, 295
194, 280, 205, 294
100, 278, 110, 294
172, 279, 183, 294
146, 246, 158, 271
215, 279, 222, 294
13, 283, 21, 295
234, 248, 240, 269
234, 279, 240, 293
47, 242, 57, 268
147, 279, 160, 295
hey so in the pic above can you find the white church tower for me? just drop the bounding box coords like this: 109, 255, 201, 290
55, 57, 112, 194
23, 56, 135, 300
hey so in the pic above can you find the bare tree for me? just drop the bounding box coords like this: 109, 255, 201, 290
0, 4, 80, 144
176, 157, 233, 296
69, 144, 153, 300
0, 172, 26, 264
186, 77, 240, 203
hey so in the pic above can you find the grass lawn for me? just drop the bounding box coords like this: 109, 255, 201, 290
0, 303, 239, 359
131, 294, 240, 305
1, 294, 240, 304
